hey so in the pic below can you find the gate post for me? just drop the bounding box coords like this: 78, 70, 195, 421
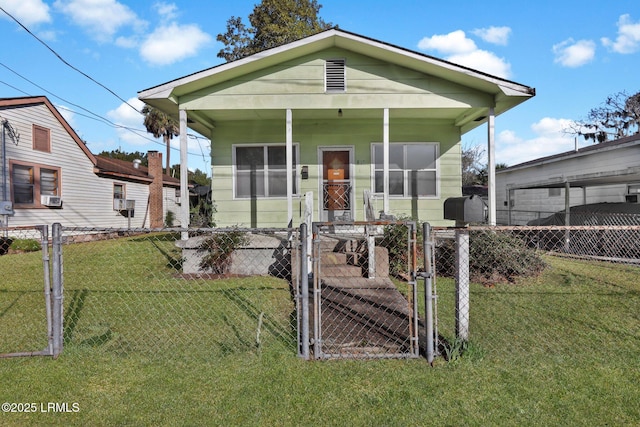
455, 229, 470, 342
51, 223, 64, 358
299, 223, 310, 359
422, 222, 435, 364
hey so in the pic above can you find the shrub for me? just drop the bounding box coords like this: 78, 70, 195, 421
197, 230, 249, 274
165, 210, 175, 227
9, 238, 41, 253
380, 221, 422, 278
436, 230, 547, 284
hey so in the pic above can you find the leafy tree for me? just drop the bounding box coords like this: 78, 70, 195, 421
142, 104, 180, 174
217, 0, 333, 62
97, 149, 148, 166
571, 90, 640, 143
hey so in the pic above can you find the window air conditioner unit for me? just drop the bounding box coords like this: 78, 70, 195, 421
625, 194, 640, 203
41, 195, 62, 207
114, 199, 135, 210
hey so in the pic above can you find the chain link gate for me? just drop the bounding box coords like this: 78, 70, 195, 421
0, 225, 62, 358
298, 221, 423, 359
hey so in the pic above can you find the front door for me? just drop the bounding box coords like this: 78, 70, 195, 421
320, 149, 353, 221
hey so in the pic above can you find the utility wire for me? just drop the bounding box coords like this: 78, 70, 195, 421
0, 7, 211, 162
0, 5, 141, 115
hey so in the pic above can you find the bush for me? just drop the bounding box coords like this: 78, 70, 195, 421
8, 238, 41, 253
165, 210, 175, 227
197, 230, 249, 274
436, 230, 547, 284
380, 220, 422, 278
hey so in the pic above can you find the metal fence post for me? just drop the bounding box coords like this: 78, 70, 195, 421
312, 223, 322, 359
299, 223, 310, 359
422, 222, 435, 364
40, 225, 54, 356
51, 222, 64, 358
455, 229, 470, 342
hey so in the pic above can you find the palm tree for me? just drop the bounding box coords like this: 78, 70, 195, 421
142, 105, 180, 174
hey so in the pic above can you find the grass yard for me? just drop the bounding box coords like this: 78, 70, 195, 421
0, 233, 639, 426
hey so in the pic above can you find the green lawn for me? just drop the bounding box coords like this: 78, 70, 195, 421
1, 234, 639, 426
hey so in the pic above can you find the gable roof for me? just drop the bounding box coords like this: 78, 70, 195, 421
498, 134, 640, 173
0, 96, 179, 188
139, 28, 535, 136
0, 96, 97, 164
95, 155, 180, 188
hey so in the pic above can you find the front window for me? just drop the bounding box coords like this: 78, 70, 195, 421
234, 145, 298, 198
372, 143, 438, 197
11, 161, 61, 207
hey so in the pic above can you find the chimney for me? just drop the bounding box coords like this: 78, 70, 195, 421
147, 151, 164, 228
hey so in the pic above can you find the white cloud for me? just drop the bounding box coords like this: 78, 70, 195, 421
496, 117, 590, 166
472, 26, 511, 45
448, 50, 512, 78
601, 14, 640, 54
106, 98, 150, 146
53, 0, 146, 42
553, 39, 596, 67
418, 30, 476, 55
154, 2, 178, 20
139, 22, 212, 66
417, 29, 512, 78
56, 104, 76, 127
0, 0, 51, 26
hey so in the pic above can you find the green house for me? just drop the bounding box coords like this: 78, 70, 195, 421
139, 29, 534, 228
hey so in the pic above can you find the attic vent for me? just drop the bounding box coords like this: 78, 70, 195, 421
325, 59, 346, 92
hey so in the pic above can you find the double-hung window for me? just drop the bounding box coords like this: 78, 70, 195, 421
10, 161, 60, 207
372, 143, 438, 197
234, 144, 298, 198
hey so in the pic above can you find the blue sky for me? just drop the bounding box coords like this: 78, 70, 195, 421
1, 0, 639, 174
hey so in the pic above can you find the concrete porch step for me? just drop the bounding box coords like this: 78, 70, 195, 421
321, 264, 363, 278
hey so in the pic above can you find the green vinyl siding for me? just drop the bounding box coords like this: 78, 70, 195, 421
181, 48, 491, 112
211, 118, 461, 227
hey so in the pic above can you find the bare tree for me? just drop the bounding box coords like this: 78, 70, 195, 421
570, 90, 640, 143
462, 145, 486, 186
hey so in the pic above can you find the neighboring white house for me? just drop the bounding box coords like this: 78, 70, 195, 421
0, 96, 181, 229
496, 135, 640, 225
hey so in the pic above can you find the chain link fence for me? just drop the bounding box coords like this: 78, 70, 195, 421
0, 225, 56, 358
432, 224, 640, 362
56, 226, 298, 360
3, 220, 638, 365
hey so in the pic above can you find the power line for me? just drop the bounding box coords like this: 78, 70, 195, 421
0, 7, 211, 163
0, 5, 141, 115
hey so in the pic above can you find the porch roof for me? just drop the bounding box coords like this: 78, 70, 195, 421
138, 28, 534, 137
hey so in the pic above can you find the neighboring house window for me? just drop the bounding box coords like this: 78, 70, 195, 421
233, 144, 298, 198
372, 143, 438, 197
114, 183, 125, 199
549, 188, 561, 197
325, 59, 346, 92
10, 161, 60, 207
33, 125, 51, 153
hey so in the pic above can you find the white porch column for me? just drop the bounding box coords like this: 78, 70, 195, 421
383, 108, 390, 214
487, 107, 496, 225
179, 108, 189, 239
286, 108, 293, 226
